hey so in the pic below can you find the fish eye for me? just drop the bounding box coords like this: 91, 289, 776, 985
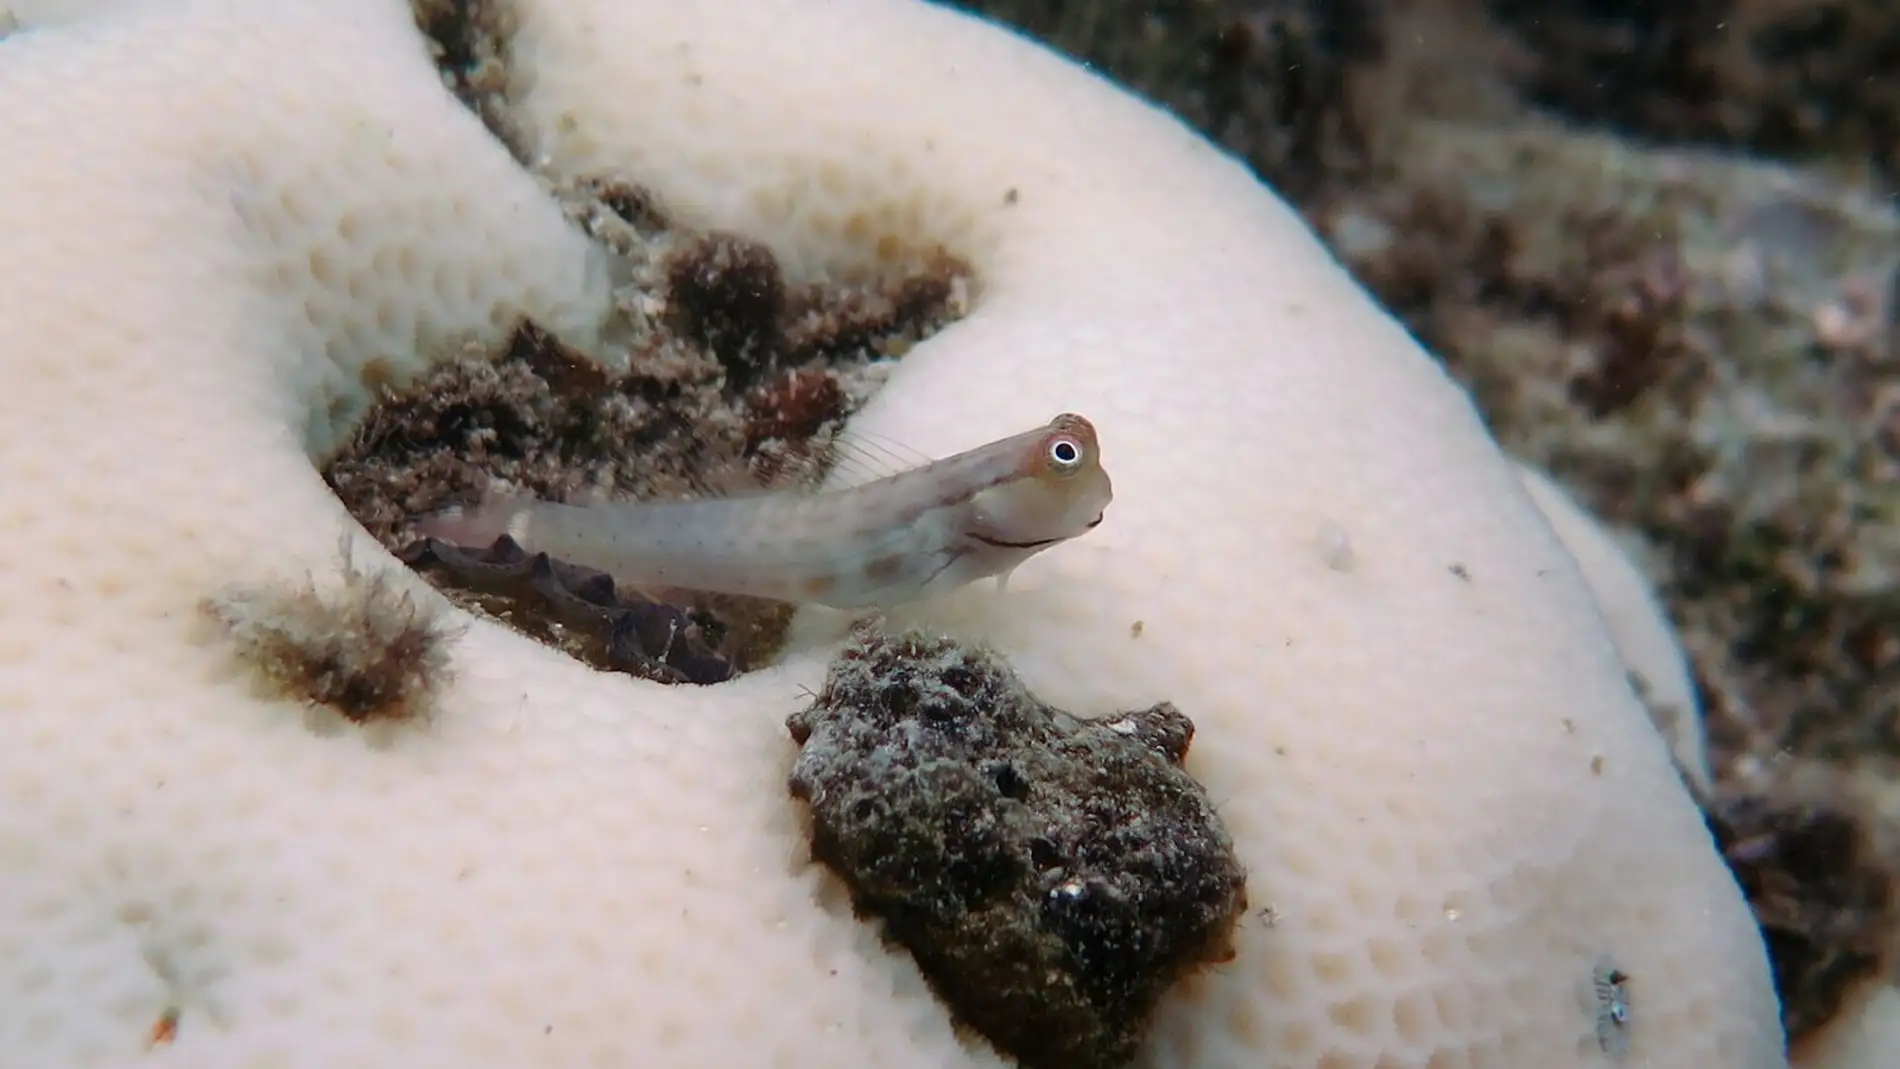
1046, 435, 1084, 474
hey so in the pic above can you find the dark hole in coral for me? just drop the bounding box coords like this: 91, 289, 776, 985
1029, 836, 1062, 871
989, 760, 1030, 801
881, 680, 916, 720
321, 180, 974, 683
941, 663, 981, 696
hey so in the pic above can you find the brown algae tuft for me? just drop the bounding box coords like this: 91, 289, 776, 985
202, 550, 460, 730
786, 627, 1248, 1069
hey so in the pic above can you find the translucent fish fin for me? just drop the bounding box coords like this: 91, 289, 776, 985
816, 428, 938, 490
741, 425, 935, 494
599, 436, 769, 504
688, 455, 775, 499
994, 568, 1015, 595
741, 438, 833, 495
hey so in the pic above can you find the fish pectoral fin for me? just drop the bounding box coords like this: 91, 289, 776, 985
994, 565, 1019, 595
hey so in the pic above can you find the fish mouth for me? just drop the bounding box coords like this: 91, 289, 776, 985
969, 512, 1105, 550
969, 532, 1062, 550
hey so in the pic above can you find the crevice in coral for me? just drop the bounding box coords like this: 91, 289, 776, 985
410, 0, 530, 163
323, 184, 971, 680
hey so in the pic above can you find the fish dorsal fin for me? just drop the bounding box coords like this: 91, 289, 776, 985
806, 428, 938, 491
743, 426, 935, 494
687, 456, 778, 499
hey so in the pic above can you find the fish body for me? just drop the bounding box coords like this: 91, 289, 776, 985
418, 413, 1112, 609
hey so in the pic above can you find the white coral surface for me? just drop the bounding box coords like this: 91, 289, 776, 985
1513, 464, 1712, 793
0, 0, 1786, 1067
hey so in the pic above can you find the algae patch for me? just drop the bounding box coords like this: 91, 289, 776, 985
202, 548, 460, 734
787, 627, 1247, 1069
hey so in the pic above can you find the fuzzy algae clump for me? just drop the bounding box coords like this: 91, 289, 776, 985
201, 547, 461, 733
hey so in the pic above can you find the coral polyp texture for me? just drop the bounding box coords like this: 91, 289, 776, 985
0, 1, 1786, 1069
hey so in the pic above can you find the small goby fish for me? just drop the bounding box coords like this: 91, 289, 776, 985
416, 413, 1113, 609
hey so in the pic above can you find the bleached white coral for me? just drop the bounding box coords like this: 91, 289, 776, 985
1514, 464, 1712, 793
0, 0, 1788, 1067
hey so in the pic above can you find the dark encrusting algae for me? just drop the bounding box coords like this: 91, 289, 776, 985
787, 627, 1248, 1069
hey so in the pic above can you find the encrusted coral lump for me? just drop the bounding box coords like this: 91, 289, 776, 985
786, 627, 1247, 1069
